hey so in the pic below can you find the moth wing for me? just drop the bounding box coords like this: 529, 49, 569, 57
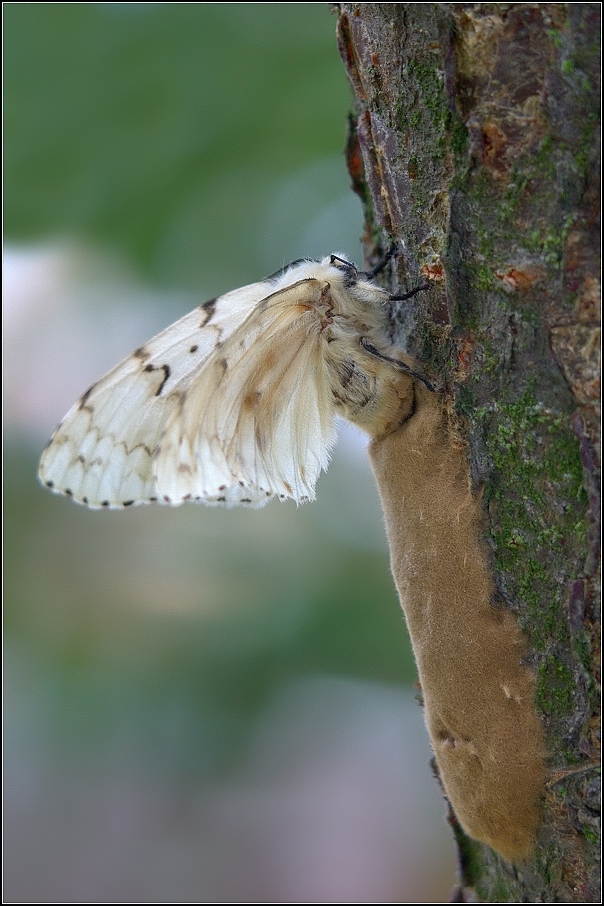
154, 278, 337, 506
38, 280, 275, 508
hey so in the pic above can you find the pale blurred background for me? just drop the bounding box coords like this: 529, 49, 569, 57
4, 5, 455, 902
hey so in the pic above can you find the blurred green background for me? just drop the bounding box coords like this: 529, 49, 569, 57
4, 4, 454, 901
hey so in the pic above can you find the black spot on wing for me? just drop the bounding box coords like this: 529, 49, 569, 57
123, 500, 135, 507
189, 344, 198, 353
155, 364, 171, 396
78, 383, 96, 409
199, 298, 217, 326
142, 363, 171, 395
134, 346, 151, 361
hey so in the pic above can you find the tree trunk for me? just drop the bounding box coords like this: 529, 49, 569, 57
334, 3, 600, 902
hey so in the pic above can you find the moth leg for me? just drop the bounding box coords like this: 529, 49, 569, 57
360, 242, 398, 278
359, 337, 435, 392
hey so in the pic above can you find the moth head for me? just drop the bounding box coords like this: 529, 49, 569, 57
328, 247, 431, 306
323, 254, 391, 306
328, 254, 358, 287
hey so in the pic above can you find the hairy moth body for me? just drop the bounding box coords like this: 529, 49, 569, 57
369, 384, 545, 862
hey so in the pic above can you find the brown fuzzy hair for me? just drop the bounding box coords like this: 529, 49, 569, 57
366, 380, 545, 862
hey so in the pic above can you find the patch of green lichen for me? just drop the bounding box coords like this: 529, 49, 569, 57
465, 131, 573, 276
470, 334, 501, 380
547, 27, 563, 50
407, 176, 430, 221
520, 302, 541, 328
479, 388, 588, 736
537, 839, 571, 889
534, 135, 557, 178
472, 262, 497, 293
484, 389, 586, 634
524, 214, 575, 272
407, 56, 447, 127
575, 108, 599, 177
404, 55, 450, 157
457, 165, 485, 202
572, 49, 600, 178
466, 136, 558, 233
499, 168, 532, 221
494, 148, 565, 261
573, 630, 593, 681
476, 227, 496, 259
469, 167, 493, 202
536, 657, 574, 719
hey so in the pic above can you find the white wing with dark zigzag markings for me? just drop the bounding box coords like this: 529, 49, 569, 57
39, 254, 428, 509
38, 279, 279, 508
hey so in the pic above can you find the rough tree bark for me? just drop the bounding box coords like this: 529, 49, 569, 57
334, 4, 600, 902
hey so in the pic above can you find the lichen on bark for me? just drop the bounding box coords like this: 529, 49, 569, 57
335, 3, 600, 901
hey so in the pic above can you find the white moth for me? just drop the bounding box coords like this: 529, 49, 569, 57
39, 254, 432, 509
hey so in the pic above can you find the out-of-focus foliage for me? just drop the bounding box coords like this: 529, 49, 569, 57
4, 3, 360, 289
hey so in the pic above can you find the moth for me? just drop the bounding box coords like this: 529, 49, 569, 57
39, 254, 432, 509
